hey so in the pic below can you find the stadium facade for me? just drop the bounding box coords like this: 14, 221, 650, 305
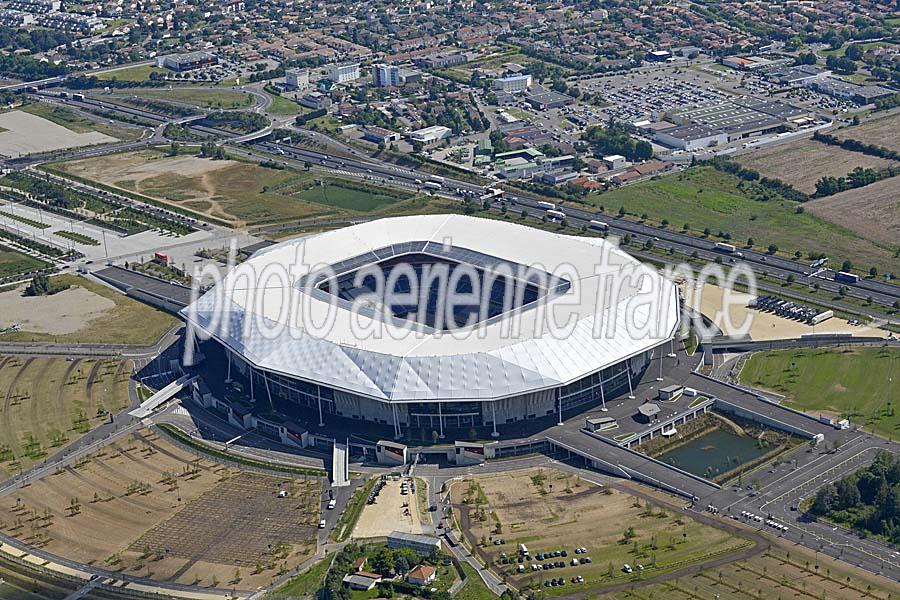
183, 215, 680, 438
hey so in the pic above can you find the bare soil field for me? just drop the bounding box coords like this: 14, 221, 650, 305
806, 175, 900, 248
0, 275, 177, 345
0, 111, 114, 157
0, 356, 132, 477
682, 282, 890, 341
451, 469, 750, 596
0, 430, 320, 589
832, 112, 900, 153
736, 139, 896, 194
0, 285, 114, 335
354, 478, 428, 538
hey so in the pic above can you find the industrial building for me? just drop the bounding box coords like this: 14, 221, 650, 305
182, 215, 679, 439
654, 124, 728, 150
804, 78, 897, 105
406, 125, 452, 145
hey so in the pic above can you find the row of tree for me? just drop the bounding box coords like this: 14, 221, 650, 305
814, 165, 899, 197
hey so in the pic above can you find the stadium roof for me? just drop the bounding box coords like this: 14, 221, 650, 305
183, 215, 679, 403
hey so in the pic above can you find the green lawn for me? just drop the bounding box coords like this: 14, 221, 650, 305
0, 244, 48, 278
20, 102, 143, 141
740, 347, 900, 438
297, 182, 412, 212
586, 167, 899, 275
266, 93, 302, 115
95, 64, 168, 82
456, 563, 500, 600
116, 87, 251, 108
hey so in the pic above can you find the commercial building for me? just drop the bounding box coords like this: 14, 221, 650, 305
372, 63, 401, 88
492, 73, 532, 94
602, 154, 626, 170
524, 89, 574, 110
297, 92, 332, 111
415, 53, 468, 69
156, 51, 218, 72
804, 78, 897, 105
183, 215, 679, 438
646, 50, 672, 62
328, 62, 361, 84
654, 124, 728, 150
407, 125, 452, 145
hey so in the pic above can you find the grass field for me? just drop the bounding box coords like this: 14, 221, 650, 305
0, 355, 132, 476
0, 429, 321, 589
736, 138, 897, 194
587, 167, 899, 275
0, 274, 177, 345
609, 542, 900, 600
266, 93, 302, 115
94, 64, 168, 82
20, 102, 143, 142
451, 469, 751, 596
0, 244, 47, 278
54, 150, 439, 227
740, 347, 900, 438
114, 87, 252, 109
833, 112, 900, 153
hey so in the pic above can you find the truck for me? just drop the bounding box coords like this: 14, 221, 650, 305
427, 175, 445, 185
536, 201, 556, 210
546, 209, 566, 222
72, 93, 85, 102
423, 181, 442, 191
588, 220, 609, 231
834, 271, 859, 284
480, 187, 503, 202
714, 242, 736, 254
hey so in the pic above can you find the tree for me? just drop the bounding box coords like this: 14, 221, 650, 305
869, 267, 878, 278
24, 274, 50, 297
842, 260, 853, 272
767, 244, 778, 255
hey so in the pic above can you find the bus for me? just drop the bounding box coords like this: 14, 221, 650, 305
536, 201, 556, 210
546, 209, 566, 222
423, 181, 442, 191
714, 242, 736, 254
427, 175, 445, 185
588, 220, 609, 231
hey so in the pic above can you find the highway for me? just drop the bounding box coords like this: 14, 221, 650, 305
7, 90, 900, 319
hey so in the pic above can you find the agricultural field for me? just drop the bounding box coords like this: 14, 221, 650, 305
0, 355, 132, 477
0, 244, 47, 279
451, 469, 751, 596
740, 347, 900, 438
110, 87, 252, 109
0, 430, 321, 589
610, 542, 900, 600
735, 138, 896, 194
54, 150, 433, 227
832, 112, 900, 153
588, 167, 899, 275
806, 175, 900, 248
0, 274, 178, 345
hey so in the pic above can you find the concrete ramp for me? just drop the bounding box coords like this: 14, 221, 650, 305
331, 441, 350, 487
129, 375, 195, 419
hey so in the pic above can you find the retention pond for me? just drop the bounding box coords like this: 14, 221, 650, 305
658, 427, 770, 480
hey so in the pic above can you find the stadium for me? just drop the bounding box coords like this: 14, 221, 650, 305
183, 215, 680, 439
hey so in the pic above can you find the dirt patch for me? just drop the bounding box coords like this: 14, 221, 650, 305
0, 111, 114, 157
0, 284, 114, 335
737, 138, 897, 194
353, 478, 428, 538
805, 175, 900, 247
682, 281, 891, 341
